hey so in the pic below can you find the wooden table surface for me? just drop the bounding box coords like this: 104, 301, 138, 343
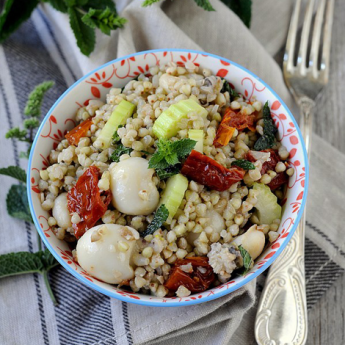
271, 1, 345, 344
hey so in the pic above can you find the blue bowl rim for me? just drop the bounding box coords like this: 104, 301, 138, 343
27, 48, 309, 307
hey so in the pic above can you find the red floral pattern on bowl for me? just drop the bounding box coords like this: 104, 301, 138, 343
27, 49, 308, 307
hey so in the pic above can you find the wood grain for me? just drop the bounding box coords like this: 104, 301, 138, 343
258, 1, 345, 344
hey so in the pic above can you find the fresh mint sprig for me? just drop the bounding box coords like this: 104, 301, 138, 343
148, 138, 196, 179
5, 81, 54, 158
3, 81, 58, 305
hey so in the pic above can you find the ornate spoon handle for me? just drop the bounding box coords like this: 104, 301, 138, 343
254, 216, 308, 345
254, 99, 313, 345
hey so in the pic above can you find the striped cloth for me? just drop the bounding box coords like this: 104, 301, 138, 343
1, 1, 344, 344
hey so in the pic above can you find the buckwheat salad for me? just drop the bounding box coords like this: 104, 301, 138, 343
38, 62, 293, 298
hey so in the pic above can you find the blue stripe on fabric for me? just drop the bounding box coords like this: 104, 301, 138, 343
51, 268, 115, 345
37, 8, 78, 82
0, 79, 19, 166
122, 302, 133, 345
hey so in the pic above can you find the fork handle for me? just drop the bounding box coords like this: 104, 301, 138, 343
254, 99, 314, 345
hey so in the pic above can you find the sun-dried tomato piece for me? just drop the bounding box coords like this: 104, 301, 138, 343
213, 123, 236, 148
67, 166, 111, 238
165, 257, 215, 293
268, 172, 288, 191
65, 117, 93, 146
246, 149, 281, 175
220, 108, 256, 132
181, 150, 245, 192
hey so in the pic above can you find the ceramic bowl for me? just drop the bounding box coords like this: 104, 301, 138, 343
28, 49, 308, 306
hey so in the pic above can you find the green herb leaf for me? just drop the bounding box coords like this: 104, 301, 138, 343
149, 138, 196, 171
221, 79, 239, 100
19, 146, 32, 159
44, 0, 68, 13
155, 165, 181, 180
6, 184, 33, 223
142, 0, 161, 6
141, 204, 169, 237
171, 139, 198, 159
231, 159, 255, 170
0, 251, 44, 278
194, 0, 215, 11
238, 245, 253, 275
40, 249, 59, 272
5, 127, 28, 142
110, 144, 133, 162
112, 125, 123, 144
23, 118, 40, 129
0, 166, 27, 183
24, 81, 54, 117
82, 7, 126, 36
220, 0, 252, 28
0, 249, 59, 279
254, 101, 277, 151
0, 0, 39, 43
68, 6, 95, 56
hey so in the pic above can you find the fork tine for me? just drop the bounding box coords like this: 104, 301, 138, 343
320, 0, 335, 80
309, 0, 326, 77
284, 0, 302, 72
297, 0, 315, 74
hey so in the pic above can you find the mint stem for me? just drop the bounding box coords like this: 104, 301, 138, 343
42, 270, 57, 306
37, 232, 42, 252
36, 231, 57, 305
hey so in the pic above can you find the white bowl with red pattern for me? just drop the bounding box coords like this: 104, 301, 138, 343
28, 49, 308, 306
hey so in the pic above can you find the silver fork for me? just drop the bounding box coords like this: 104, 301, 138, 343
254, 0, 334, 344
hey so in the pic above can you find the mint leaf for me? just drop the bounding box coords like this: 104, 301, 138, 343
24, 81, 54, 117
110, 144, 133, 162
155, 166, 181, 180
68, 7, 95, 56
231, 159, 255, 170
82, 7, 126, 35
44, 0, 68, 13
238, 245, 253, 275
0, 166, 27, 183
171, 138, 197, 159
141, 204, 169, 237
0, 251, 44, 278
23, 118, 40, 129
0, 249, 59, 279
220, 0, 252, 28
194, 0, 215, 11
112, 125, 123, 144
221, 79, 239, 100
142, 0, 161, 6
0, 0, 39, 43
40, 249, 59, 271
5, 127, 28, 142
254, 101, 277, 151
6, 184, 33, 223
